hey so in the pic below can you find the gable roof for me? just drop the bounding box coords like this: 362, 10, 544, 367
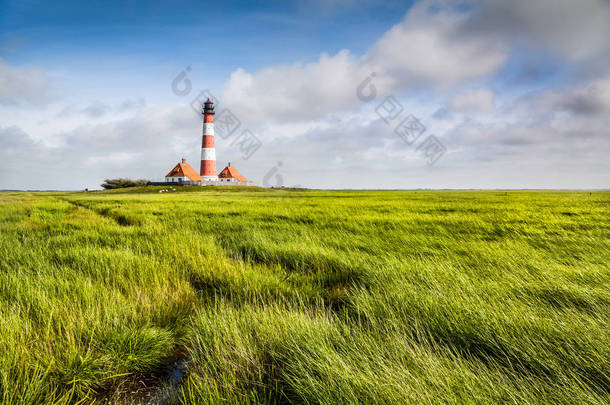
218, 164, 247, 182
165, 161, 203, 181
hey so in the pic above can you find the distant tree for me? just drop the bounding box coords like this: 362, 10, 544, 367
101, 178, 149, 189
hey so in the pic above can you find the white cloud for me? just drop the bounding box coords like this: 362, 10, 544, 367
450, 89, 495, 112
57, 98, 147, 119
2, 73, 609, 190
0, 58, 53, 106
222, 0, 610, 127
363, 3, 507, 88
222, 1, 508, 124
0, 104, 204, 189
223, 50, 362, 123
517, 77, 610, 117
210, 0, 610, 189
460, 0, 610, 63
243, 72, 610, 189
445, 77, 610, 179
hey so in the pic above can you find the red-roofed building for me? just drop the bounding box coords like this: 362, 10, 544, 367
218, 162, 247, 183
165, 158, 204, 182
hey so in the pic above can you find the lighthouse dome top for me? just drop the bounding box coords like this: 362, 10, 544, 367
203, 98, 215, 114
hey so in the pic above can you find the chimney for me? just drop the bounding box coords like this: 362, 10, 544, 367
181, 158, 187, 164
228, 162, 231, 167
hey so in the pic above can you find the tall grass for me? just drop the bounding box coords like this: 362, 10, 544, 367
0, 190, 608, 403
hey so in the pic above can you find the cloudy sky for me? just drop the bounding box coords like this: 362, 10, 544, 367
1, 0, 609, 190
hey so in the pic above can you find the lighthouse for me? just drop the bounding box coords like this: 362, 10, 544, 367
162, 96, 254, 186
200, 98, 218, 180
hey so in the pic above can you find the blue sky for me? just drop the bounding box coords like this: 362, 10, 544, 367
1, 0, 609, 189
2, 1, 406, 96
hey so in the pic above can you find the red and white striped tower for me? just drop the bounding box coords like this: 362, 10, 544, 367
200, 98, 217, 181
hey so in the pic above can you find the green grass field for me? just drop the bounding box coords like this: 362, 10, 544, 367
1, 188, 608, 404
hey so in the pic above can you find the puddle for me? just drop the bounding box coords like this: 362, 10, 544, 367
148, 356, 190, 404
98, 352, 191, 405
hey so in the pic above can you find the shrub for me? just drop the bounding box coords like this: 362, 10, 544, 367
100, 178, 149, 189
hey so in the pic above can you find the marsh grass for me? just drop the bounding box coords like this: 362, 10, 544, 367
0, 190, 608, 404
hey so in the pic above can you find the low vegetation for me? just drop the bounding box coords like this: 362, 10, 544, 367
100, 178, 149, 189
0, 189, 608, 404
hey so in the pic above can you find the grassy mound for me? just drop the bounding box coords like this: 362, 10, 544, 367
92, 184, 272, 194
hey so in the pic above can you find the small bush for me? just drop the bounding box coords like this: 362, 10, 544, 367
100, 178, 149, 189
